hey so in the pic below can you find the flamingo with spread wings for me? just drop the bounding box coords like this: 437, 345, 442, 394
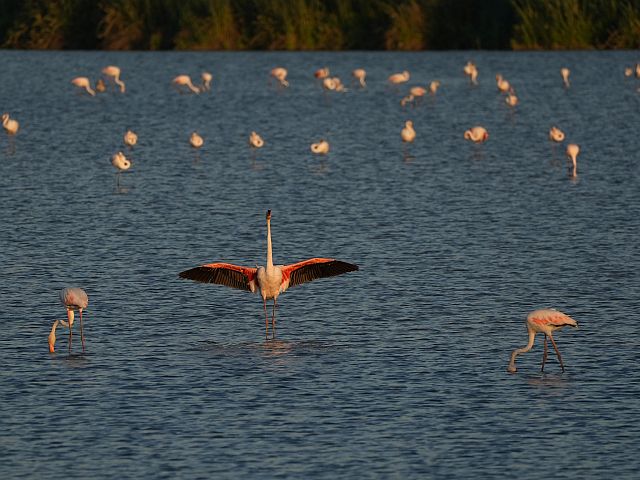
179, 211, 358, 339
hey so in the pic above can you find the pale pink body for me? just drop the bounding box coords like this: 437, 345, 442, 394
352, 68, 366, 87
464, 126, 489, 143
566, 143, 580, 176
388, 71, 410, 85
311, 140, 330, 155
102, 65, 125, 92
2, 113, 19, 135
173, 75, 201, 94
549, 126, 565, 142
561, 67, 570, 88
496, 74, 510, 93
401, 120, 415, 143
270, 67, 289, 87
71, 77, 95, 96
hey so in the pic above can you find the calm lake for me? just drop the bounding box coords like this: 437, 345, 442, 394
1, 50, 639, 479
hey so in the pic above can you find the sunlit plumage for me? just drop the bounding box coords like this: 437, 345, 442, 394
49, 287, 89, 353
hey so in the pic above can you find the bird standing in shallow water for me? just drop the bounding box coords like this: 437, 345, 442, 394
111, 151, 131, 172
310, 140, 330, 155
124, 130, 138, 149
249, 131, 264, 149
401, 120, 416, 143
2, 113, 19, 135
566, 143, 580, 177
49, 287, 89, 353
270, 67, 289, 87
102, 65, 125, 93
507, 309, 578, 373
464, 126, 489, 143
179, 211, 358, 339
190, 132, 204, 149
173, 75, 201, 94
561, 67, 571, 88
549, 126, 565, 142
71, 77, 95, 96
352, 68, 366, 88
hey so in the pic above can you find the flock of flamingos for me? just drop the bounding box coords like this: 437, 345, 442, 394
6, 58, 638, 374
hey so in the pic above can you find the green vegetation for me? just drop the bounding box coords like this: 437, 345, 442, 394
0, 0, 638, 50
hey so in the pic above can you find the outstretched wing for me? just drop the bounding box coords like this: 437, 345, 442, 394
179, 263, 258, 293
281, 258, 358, 291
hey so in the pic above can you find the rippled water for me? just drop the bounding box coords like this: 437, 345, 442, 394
1, 50, 639, 479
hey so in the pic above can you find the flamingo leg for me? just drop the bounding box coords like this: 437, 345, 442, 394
263, 298, 269, 340
541, 335, 548, 372
79, 309, 85, 353
68, 321, 73, 353
271, 298, 277, 339
548, 335, 565, 372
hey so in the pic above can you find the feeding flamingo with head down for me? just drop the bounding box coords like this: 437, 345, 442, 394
173, 75, 201, 94
49, 287, 89, 353
179, 210, 358, 339
464, 126, 489, 143
102, 65, 125, 93
352, 68, 366, 88
71, 77, 95, 96
507, 309, 578, 373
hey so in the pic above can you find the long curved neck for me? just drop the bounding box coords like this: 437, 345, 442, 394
508, 329, 536, 371
266, 217, 274, 269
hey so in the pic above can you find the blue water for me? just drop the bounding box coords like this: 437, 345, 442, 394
1, 50, 639, 479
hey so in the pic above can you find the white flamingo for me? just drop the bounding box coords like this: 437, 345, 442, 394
561, 67, 570, 88
179, 210, 358, 339
507, 309, 578, 373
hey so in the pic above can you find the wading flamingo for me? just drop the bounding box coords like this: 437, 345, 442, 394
388, 71, 410, 85
96, 79, 106, 93
2, 113, 19, 135
401, 120, 416, 143
505, 90, 518, 107
173, 75, 200, 94
496, 74, 510, 93
71, 77, 95, 96
549, 126, 565, 142
352, 68, 366, 88
270, 67, 289, 87
507, 309, 578, 373
624, 67, 633, 77
201, 72, 213, 91
566, 143, 580, 176
464, 62, 478, 85
249, 131, 264, 149
410, 86, 427, 98
429, 81, 441, 95
190, 132, 204, 149
464, 126, 489, 143
49, 287, 89, 353
102, 65, 125, 93
123, 130, 138, 148
561, 67, 570, 88
310, 140, 330, 155
400, 94, 414, 107
111, 151, 131, 172
314, 67, 330, 79
179, 210, 358, 339
322, 77, 337, 91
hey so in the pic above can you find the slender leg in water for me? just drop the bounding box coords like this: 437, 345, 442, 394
272, 298, 277, 338
263, 298, 269, 340
68, 321, 73, 353
541, 335, 549, 372
80, 309, 85, 353
548, 335, 565, 372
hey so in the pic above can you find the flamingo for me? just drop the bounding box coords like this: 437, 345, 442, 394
102, 65, 125, 93
409, 86, 427, 98
322, 77, 337, 91
249, 131, 264, 149
173, 75, 201, 94
566, 143, 580, 176
635, 63, 640, 78
96, 78, 106, 93
429, 81, 441, 95
400, 94, 414, 107
123, 130, 138, 148
190, 132, 204, 149
310, 140, 330, 155
464, 61, 478, 85
179, 210, 358, 339
464, 126, 489, 143
270, 67, 289, 87
401, 120, 415, 143
549, 126, 565, 142
49, 287, 89, 353
111, 151, 131, 172
624, 67, 633, 77
388, 70, 410, 85
496, 74, 510, 93
561, 67, 570, 88
505, 90, 518, 107
314, 67, 330, 79
507, 309, 578, 373
352, 68, 366, 88
71, 77, 95, 96
2, 113, 19, 135
201, 72, 213, 91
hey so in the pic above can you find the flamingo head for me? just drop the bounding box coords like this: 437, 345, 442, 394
266, 210, 272, 220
